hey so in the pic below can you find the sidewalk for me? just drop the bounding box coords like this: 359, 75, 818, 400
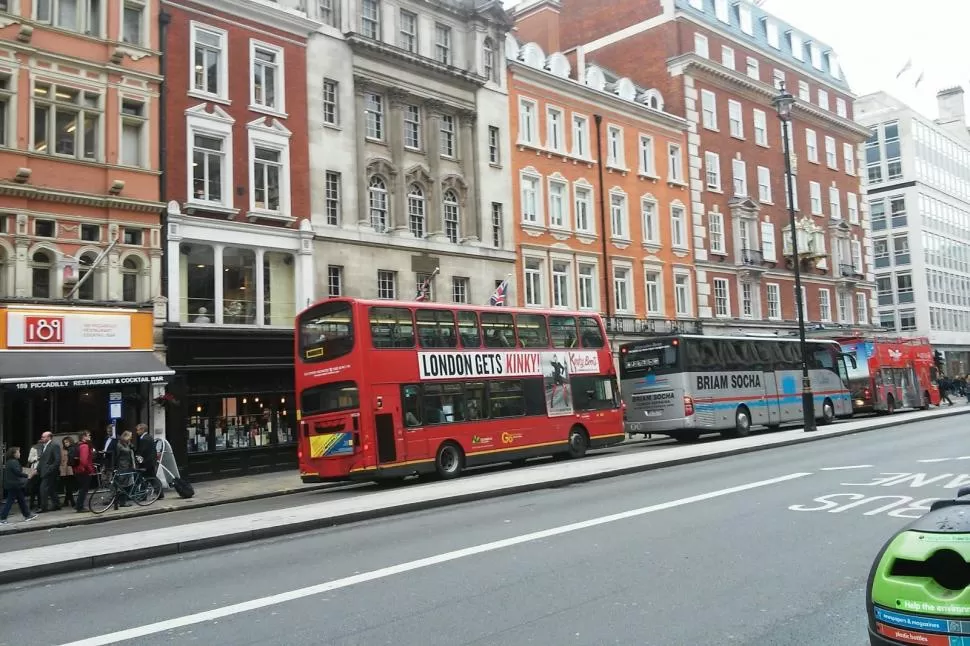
2, 403, 968, 584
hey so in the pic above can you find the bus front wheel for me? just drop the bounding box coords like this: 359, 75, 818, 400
728, 406, 752, 438
820, 398, 836, 425
567, 426, 589, 459
435, 442, 465, 479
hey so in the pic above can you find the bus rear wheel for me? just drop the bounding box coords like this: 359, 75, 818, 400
726, 406, 752, 438
435, 442, 465, 479
819, 398, 836, 425
567, 426, 589, 459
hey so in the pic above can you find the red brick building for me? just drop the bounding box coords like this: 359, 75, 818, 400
514, 0, 874, 333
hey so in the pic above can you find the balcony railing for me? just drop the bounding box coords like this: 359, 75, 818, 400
839, 263, 865, 279
604, 317, 702, 337
741, 247, 763, 265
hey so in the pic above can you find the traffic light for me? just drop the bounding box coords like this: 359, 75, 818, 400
934, 350, 945, 367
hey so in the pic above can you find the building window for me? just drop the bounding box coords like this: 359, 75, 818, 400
121, 256, 142, 303
674, 272, 691, 316
365, 92, 383, 141
641, 197, 658, 244
325, 171, 340, 226
732, 159, 747, 196
798, 80, 810, 101
671, 204, 687, 248
819, 289, 831, 322
491, 202, 502, 248
851, 240, 863, 272
870, 200, 886, 231
880, 312, 896, 331
361, 0, 380, 39
837, 290, 851, 323
415, 272, 435, 302
757, 166, 771, 203
578, 264, 595, 310
847, 192, 858, 224
251, 145, 285, 214
262, 251, 296, 324
322, 79, 339, 126
377, 270, 396, 299
713, 278, 730, 317
488, 125, 500, 164
575, 185, 593, 233
728, 100, 743, 138
825, 136, 837, 169
572, 115, 588, 157
856, 293, 868, 324
645, 269, 662, 315
483, 38, 495, 81
746, 57, 760, 81
607, 124, 623, 166
761, 222, 776, 261
408, 184, 425, 238
890, 196, 907, 227
638, 135, 655, 176
31, 250, 54, 299
547, 108, 565, 153
843, 142, 855, 175
452, 277, 468, 304
740, 282, 754, 318
753, 109, 767, 147
836, 97, 848, 118
318, 0, 336, 27
817, 89, 829, 111
327, 265, 342, 298
885, 122, 902, 180
893, 235, 910, 265
610, 192, 627, 239
694, 33, 709, 58
785, 175, 798, 211
35, 219, 55, 238
900, 309, 917, 331
613, 266, 630, 313
191, 133, 226, 204
443, 190, 460, 243
32, 83, 101, 161
524, 258, 543, 306
668, 144, 683, 182
873, 238, 889, 269
404, 104, 421, 150
766, 283, 780, 319
122, 2, 145, 45
191, 24, 227, 98
705, 151, 721, 190
80, 224, 99, 241
708, 211, 725, 254
897, 272, 914, 303
398, 10, 417, 52
701, 90, 717, 130
35, 0, 101, 35
548, 179, 566, 228
434, 23, 452, 65
519, 99, 537, 144
809, 181, 822, 215
773, 69, 785, 90
805, 129, 818, 163
122, 227, 142, 245
221, 248, 257, 324
552, 262, 570, 308
865, 127, 882, 183
119, 99, 146, 167
721, 45, 735, 69
369, 175, 389, 232
829, 187, 841, 219
521, 173, 540, 224
0, 74, 11, 148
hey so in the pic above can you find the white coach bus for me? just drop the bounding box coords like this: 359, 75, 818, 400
619, 335, 855, 442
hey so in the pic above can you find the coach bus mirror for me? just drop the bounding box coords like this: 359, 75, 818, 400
839, 353, 857, 369
959, 486, 970, 499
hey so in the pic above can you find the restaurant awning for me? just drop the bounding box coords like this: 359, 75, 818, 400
0, 351, 174, 390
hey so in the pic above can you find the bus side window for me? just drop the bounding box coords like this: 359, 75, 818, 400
422, 384, 445, 424
578, 317, 605, 348
369, 307, 415, 348
516, 314, 549, 348
549, 316, 578, 348
482, 312, 515, 348
416, 309, 458, 349
465, 382, 486, 420
752, 341, 773, 367
457, 311, 482, 348
685, 340, 704, 371
401, 385, 422, 428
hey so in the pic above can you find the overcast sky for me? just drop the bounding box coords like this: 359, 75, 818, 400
505, 0, 970, 120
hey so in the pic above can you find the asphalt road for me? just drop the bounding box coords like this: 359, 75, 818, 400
2, 415, 967, 646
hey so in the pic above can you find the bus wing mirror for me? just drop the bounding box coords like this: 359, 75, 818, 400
840, 353, 857, 369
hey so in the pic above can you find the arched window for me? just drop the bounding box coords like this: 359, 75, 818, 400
443, 190, 460, 243
31, 250, 53, 299
122, 256, 141, 302
368, 175, 388, 233
482, 37, 495, 81
77, 252, 99, 301
408, 184, 425, 238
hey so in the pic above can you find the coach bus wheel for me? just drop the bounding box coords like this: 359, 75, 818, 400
920, 391, 931, 410
731, 406, 752, 438
820, 398, 836, 425
567, 426, 589, 459
435, 442, 465, 479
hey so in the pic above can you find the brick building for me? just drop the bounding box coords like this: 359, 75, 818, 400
159, 0, 318, 478
0, 0, 172, 455
514, 0, 875, 334
506, 35, 696, 336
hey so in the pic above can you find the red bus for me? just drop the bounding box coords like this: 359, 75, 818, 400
836, 336, 941, 414
295, 298, 625, 482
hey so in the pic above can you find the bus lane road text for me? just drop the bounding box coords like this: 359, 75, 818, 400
788, 472, 970, 519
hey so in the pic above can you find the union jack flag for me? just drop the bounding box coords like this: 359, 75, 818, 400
415, 267, 440, 302
488, 278, 509, 306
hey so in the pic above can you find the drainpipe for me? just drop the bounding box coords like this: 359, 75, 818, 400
594, 114, 612, 318
158, 10, 171, 298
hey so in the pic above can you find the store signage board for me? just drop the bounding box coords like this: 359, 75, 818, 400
9, 374, 168, 391
6, 312, 131, 349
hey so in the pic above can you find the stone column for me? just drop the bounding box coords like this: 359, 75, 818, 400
13, 213, 29, 297
213, 243, 224, 325
298, 219, 315, 309
354, 87, 371, 228
387, 89, 411, 235
458, 109, 480, 242
254, 248, 266, 327
424, 99, 445, 241
165, 207, 182, 324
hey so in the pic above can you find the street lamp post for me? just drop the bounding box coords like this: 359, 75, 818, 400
773, 83, 817, 433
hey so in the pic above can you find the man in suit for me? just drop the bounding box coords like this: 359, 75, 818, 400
134, 424, 162, 499
38, 431, 62, 512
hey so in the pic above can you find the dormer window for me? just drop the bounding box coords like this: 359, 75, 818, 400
826, 52, 842, 80
714, 0, 729, 23
737, 3, 753, 35
788, 31, 804, 61
764, 19, 780, 49
810, 43, 823, 70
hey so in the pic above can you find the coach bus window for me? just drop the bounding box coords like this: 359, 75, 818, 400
779, 342, 801, 370
549, 316, 578, 348
578, 317, 604, 348
369, 307, 415, 348
619, 341, 679, 378
752, 341, 774, 367
402, 385, 422, 427
489, 380, 525, 417
301, 381, 359, 416
457, 311, 482, 348
481, 312, 515, 348
416, 309, 458, 348
466, 382, 486, 419
516, 314, 549, 348
572, 375, 618, 411
299, 301, 354, 363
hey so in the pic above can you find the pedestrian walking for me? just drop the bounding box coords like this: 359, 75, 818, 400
940, 375, 954, 406
1, 447, 38, 525
114, 431, 136, 508
37, 431, 62, 512
73, 431, 95, 512
60, 436, 76, 508
134, 423, 162, 499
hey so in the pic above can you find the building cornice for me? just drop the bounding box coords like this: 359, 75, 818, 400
0, 182, 164, 213
509, 61, 689, 134
165, 0, 320, 37
2, 41, 163, 84
347, 35, 486, 89
668, 53, 870, 140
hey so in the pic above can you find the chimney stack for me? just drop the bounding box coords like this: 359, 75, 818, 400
935, 86, 970, 142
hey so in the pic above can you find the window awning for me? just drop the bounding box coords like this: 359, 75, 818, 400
0, 351, 174, 390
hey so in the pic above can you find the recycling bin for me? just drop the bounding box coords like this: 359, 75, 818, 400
867, 487, 970, 645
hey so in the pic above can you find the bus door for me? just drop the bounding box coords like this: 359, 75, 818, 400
400, 385, 428, 462
761, 371, 782, 425
372, 384, 406, 465
901, 364, 920, 408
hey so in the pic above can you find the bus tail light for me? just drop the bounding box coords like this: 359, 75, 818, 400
297, 449, 303, 460
683, 396, 695, 417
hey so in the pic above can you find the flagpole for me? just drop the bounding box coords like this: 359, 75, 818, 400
65, 237, 118, 300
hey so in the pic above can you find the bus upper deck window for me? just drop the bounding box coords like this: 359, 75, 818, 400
578, 317, 604, 348
515, 314, 549, 348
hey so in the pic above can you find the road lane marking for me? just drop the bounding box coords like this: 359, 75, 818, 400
58, 471, 813, 646
819, 465, 873, 471
917, 457, 970, 463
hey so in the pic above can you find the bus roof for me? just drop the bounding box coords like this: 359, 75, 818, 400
620, 334, 841, 346
298, 297, 605, 320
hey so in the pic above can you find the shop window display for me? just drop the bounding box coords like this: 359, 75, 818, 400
186, 394, 295, 453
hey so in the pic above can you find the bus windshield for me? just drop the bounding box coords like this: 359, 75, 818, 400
620, 341, 679, 378
840, 344, 872, 381
299, 301, 354, 363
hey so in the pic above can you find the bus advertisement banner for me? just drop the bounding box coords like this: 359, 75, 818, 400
417, 350, 600, 381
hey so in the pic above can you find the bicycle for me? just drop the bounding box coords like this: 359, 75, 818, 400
88, 470, 161, 514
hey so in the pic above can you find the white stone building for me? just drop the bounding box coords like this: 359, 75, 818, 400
304, 0, 517, 305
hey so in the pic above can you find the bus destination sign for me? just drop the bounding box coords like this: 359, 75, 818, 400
418, 350, 600, 381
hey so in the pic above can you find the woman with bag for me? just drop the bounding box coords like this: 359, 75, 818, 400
1, 447, 38, 525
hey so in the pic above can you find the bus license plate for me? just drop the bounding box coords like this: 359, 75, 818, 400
645, 410, 663, 417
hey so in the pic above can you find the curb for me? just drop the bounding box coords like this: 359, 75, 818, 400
2, 406, 969, 585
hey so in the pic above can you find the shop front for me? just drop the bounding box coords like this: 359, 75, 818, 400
163, 325, 297, 481
0, 305, 172, 456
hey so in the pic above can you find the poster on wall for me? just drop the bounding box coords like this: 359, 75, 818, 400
542, 352, 573, 417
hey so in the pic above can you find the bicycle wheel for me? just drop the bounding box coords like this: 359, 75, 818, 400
134, 476, 162, 506
88, 487, 116, 514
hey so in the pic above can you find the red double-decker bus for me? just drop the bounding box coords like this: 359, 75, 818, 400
836, 335, 941, 414
295, 297, 625, 482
